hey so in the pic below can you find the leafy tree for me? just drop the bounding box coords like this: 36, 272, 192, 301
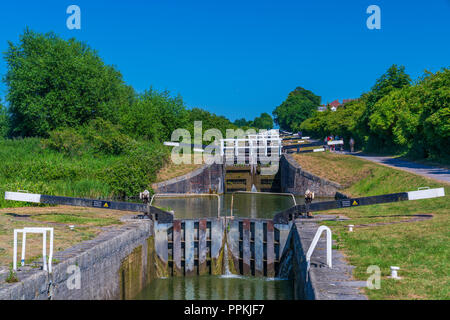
233, 118, 252, 127
298, 66, 449, 161
273, 87, 321, 132
119, 88, 188, 142
4, 28, 134, 137
186, 107, 237, 137
358, 64, 411, 147
0, 99, 9, 138
252, 112, 273, 130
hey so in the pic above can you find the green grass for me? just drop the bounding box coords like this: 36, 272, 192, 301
0, 137, 168, 208
296, 152, 449, 300
32, 213, 120, 226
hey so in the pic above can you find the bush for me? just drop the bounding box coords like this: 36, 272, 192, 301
45, 127, 85, 156
83, 118, 134, 155
104, 142, 168, 198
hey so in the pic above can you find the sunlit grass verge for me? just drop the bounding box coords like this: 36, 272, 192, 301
294, 152, 449, 300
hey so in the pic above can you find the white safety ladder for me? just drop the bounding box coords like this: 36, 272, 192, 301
306, 226, 332, 269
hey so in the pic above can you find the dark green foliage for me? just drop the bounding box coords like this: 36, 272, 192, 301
233, 113, 273, 130
45, 127, 85, 157
186, 107, 237, 136
299, 65, 450, 162
252, 112, 273, 130
273, 87, 321, 132
233, 118, 252, 127
0, 100, 9, 138
45, 119, 133, 156
119, 88, 188, 142
82, 118, 133, 155
104, 143, 168, 198
4, 28, 134, 137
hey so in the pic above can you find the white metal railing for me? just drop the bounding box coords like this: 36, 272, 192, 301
306, 226, 332, 269
229, 191, 297, 217
150, 193, 221, 218
220, 133, 282, 164
13, 227, 54, 273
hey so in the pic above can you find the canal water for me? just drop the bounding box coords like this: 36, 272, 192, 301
133, 193, 325, 300
152, 193, 332, 219
134, 275, 294, 300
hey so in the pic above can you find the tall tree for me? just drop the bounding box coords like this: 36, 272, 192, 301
273, 87, 320, 132
252, 112, 273, 130
4, 28, 135, 137
0, 99, 9, 138
358, 64, 411, 145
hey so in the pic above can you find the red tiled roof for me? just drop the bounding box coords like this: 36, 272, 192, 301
328, 100, 340, 107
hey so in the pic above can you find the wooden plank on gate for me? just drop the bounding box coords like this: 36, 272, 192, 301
243, 219, 251, 276
227, 219, 240, 275
266, 221, 275, 277
154, 222, 170, 278
211, 219, 224, 275
198, 219, 207, 275
173, 220, 182, 276
185, 220, 195, 276
254, 221, 264, 276
275, 223, 291, 259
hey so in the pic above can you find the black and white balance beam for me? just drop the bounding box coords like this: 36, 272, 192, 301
273, 188, 445, 224
4, 192, 174, 223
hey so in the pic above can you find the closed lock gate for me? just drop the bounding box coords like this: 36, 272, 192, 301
153, 217, 292, 278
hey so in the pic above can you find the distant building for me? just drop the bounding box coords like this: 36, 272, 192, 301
328, 100, 340, 111
317, 105, 327, 112
317, 98, 356, 112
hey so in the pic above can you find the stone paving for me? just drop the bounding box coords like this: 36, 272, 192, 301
294, 215, 368, 300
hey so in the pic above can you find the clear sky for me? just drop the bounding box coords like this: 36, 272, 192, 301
0, 0, 449, 121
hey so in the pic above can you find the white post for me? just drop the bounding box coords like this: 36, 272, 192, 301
49, 229, 53, 273
13, 230, 18, 271
21, 232, 27, 266
390, 266, 401, 279
42, 231, 47, 271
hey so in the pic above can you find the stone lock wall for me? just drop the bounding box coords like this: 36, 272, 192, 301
152, 163, 225, 194
0, 219, 155, 300
280, 154, 342, 197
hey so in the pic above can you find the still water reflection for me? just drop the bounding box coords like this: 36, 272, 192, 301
152, 193, 331, 219
134, 275, 294, 300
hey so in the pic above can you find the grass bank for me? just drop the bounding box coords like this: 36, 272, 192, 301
0, 206, 131, 268
0, 137, 170, 208
293, 152, 449, 300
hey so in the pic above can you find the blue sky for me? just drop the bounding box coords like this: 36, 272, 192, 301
0, 0, 449, 121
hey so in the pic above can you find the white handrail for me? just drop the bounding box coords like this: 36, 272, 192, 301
150, 193, 221, 218
306, 226, 332, 269
13, 227, 54, 273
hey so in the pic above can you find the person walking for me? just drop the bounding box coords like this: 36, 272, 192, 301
305, 189, 315, 218
349, 137, 355, 153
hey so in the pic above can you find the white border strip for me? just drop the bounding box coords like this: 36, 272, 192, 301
328, 140, 344, 145
407, 188, 445, 200
313, 148, 325, 152
163, 142, 180, 147
5, 192, 41, 203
